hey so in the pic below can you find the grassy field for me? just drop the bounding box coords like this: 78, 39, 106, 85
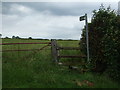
2, 38, 120, 88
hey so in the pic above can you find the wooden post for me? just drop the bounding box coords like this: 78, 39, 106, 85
51, 39, 58, 62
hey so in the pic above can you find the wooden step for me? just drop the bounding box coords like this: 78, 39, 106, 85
58, 47, 80, 50
58, 55, 86, 58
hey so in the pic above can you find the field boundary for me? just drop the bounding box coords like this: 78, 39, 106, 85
1, 39, 86, 61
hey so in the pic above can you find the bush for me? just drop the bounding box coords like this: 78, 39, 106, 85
28, 37, 32, 39
80, 5, 120, 81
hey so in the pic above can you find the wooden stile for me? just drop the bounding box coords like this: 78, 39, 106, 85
58, 55, 86, 58
58, 47, 80, 50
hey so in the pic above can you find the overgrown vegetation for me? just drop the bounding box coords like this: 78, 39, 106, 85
80, 5, 120, 81
2, 39, 120, 88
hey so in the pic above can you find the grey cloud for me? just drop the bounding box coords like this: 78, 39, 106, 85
2, 2, 110, 16
2, 2, 118, 39
2, 2, 118, 17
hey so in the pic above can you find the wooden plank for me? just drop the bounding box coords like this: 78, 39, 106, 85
0, 42, 51, 45
1, 49, 39, 52
1, 44, 50, 52
58, 47, 80, 50
58, 55, 86, 58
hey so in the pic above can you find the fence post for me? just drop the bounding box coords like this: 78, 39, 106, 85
51, 39, 58, 62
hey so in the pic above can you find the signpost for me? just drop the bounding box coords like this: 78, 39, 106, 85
80, 14, 89, 62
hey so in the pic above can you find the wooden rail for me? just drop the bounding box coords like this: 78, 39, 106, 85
0, 42, 51, 45
1, 42, 50, 52
1, 44, 50, 52
58, 55, 86, 58
58, 47, 80, 50
1, 49, 41, 52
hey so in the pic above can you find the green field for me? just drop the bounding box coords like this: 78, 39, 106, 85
2, 39, 120, 88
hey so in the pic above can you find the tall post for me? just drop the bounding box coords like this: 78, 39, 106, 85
51, 39, 58, 62
85, 14, 89, 62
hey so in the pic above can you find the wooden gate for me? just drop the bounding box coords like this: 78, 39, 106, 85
1, 39, 86, 62
51, 39, 86, 62
1, 42, 51, 52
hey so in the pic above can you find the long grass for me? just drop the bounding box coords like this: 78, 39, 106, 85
2, 39, 120, 88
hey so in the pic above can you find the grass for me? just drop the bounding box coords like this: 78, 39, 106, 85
2, 38, 120, 88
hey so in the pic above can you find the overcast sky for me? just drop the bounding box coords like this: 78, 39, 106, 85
1, 1, 119, 40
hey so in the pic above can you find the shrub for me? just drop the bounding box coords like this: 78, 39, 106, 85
80, 5, 120, 81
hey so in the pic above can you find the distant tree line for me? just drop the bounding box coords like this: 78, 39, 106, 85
12, 36, 20, 39
80, 5, 120, 82
2, 35, 50, 40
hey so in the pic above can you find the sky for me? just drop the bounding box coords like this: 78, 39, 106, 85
1, 0, 119, 40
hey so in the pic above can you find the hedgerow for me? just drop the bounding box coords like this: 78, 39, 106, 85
80, 5, 120, 81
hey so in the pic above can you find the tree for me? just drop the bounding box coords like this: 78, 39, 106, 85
0, 34, 2, 38
12, 36, 16, 39
80, 5, 120, 81
28, 37, 32, 39
16, 36, 20, 39
5, 36, 9, 39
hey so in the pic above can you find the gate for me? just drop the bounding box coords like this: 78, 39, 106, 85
51, 39, 86, 62
1, 39, 86, 62
0, 42, 51, 52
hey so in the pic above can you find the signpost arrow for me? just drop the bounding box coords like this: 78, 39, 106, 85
79, 15, 85, 21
